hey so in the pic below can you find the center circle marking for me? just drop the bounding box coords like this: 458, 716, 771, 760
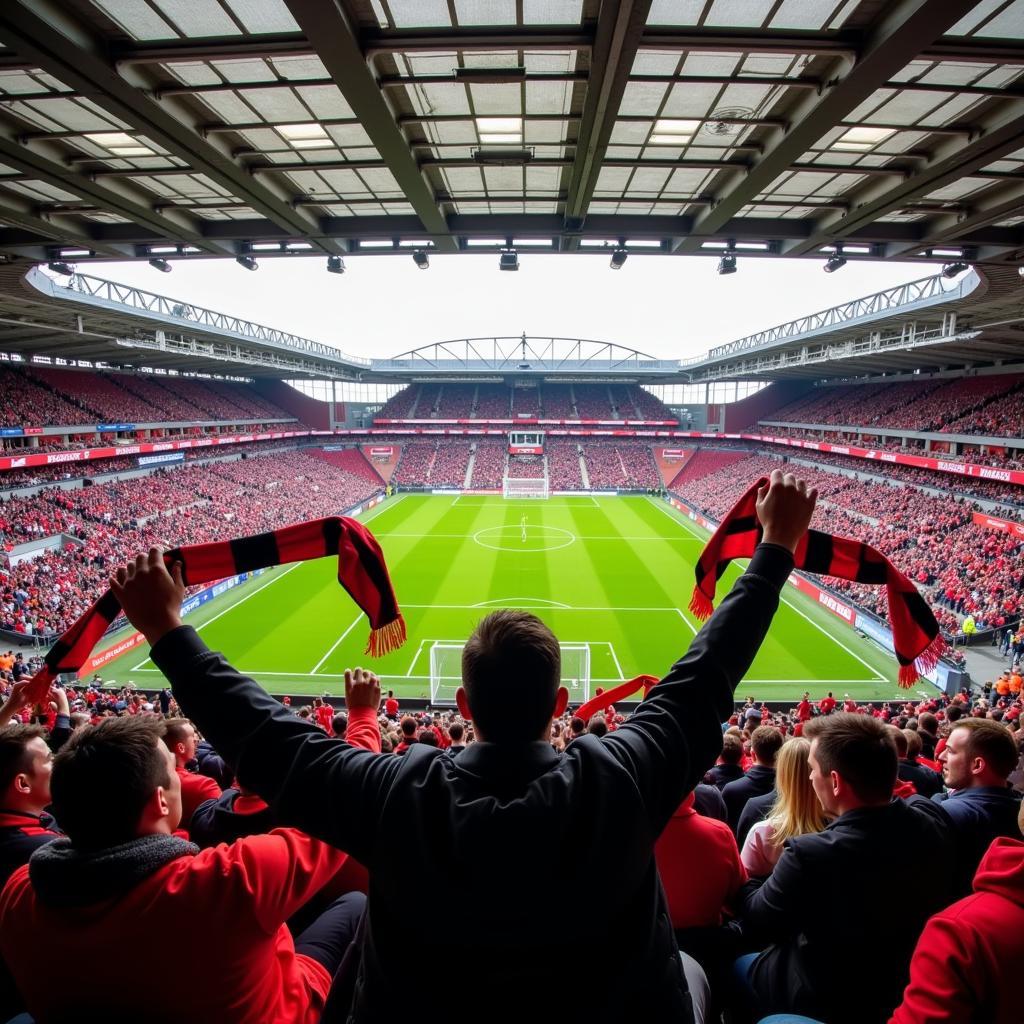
473, 525, 576, 552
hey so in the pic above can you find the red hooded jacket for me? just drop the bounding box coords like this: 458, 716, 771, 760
889, 836, 1024, 1024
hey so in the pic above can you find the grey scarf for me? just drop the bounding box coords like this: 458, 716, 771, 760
29, 834, 198, 907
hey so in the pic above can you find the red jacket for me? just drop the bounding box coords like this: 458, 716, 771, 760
1, 707, 381, 1024
0, 828, 346, 1024
177, 765, 222, 826
889, 837, 1024, 1024
654, 793, 747, 929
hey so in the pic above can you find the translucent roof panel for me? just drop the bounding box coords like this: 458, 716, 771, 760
647, 1, 706, 26
91, 0, 177, 40
384, 0, 454, 28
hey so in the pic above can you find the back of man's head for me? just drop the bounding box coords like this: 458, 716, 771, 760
804, 713, 896, 805
950, 719, 1017, 785
587, 715, 608, 738
902, 728, 922, 760
946, 704, 964, 723
52, 718, 172, 851
889, 726, 909, 759
399, 716, 417, 738
448, 721, 465, 744
0, 724, 48, 802
919, 712, 938, 736
719, 733, 743, 765
461, 609, 561, 743
331, 713, 347, 738
162, 718, 193, 754
751, 725, 784, 767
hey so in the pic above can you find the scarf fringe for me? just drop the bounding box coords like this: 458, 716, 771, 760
898, 634, 948, 688
689, 588, 714, 621
366, 615, 406, 658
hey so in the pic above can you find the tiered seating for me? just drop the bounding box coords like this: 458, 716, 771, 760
303, 447, 383, 487
510, 388, 538, 417
539, 384, 574, 419
469, 442, 505, 488
429, 443, 471, 487
474, 385, 509, 418
417, 385, 442, 417
392, 442, 435, 485
545, 441, 583, 488
581, 442, 659, 489
629, 386, 673, 420
670, 448, 752, 488
0, 367, 93, 426
435, 385, 474, 418
573, 384, 613, 418
507, 457, 544, 479
375, 385, 419, 419
30, 367, 154, 423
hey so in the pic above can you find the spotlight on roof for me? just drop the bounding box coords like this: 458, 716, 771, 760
823, 251, 846, 273
941, 261, 969, 279
327, 255, 346, 275
499, 250, 519, 272
47, 261, 74, 277
717, 252, 737, 276
412, 250, 429, 270
609, 247, 628, 270
236, 255, 258, 271
148, 258, 172, 273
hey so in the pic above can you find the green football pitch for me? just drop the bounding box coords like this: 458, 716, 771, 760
95, 493, 922, 704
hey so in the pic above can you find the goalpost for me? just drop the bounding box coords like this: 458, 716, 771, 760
503, 477, 550, 499
429, 641, 591, 705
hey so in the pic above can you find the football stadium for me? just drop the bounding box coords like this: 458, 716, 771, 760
0, 2, 1022, 1023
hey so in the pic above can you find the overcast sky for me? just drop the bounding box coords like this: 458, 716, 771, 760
95, 254, 936, 362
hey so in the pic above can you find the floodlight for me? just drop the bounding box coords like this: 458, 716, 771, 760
412, 250, 429, 269
823, 253, 846, 273
148, 258, 172, 273
47, 261, 74, 276
327, 255, 346, 275
236, 255, 258, 271
941, 261, 969, 279
499, 250, 519, 272
609, 248, 628, 269
717, 253, 737, 275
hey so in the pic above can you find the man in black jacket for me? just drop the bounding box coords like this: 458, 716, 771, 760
735, 713, 955, 1024
109, 470, 818, 1024
723, 724, 783, 834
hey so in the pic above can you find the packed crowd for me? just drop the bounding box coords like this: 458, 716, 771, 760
768, 373, 1024, 437
468, 442, 505, 489
545, 441, 584, 488
0, 448, 383, 639
673, 452, 1024, 642
582, 441, 661, 489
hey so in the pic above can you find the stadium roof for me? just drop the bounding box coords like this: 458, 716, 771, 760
0, 1, 1022, 270
0, 261, 1020, 383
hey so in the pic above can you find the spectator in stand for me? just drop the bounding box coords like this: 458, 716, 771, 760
383, 689, 399, 719
723, 725, 783, 836
394, 716, 417, 755
162, 718, 221, 828
740, 738, 826, 878
0, 715, 366, 1024
818, 691, 836, 715
106, 469, 820, 1023
889, 801, 1024, 1024
446, 720, 466, 757
704, 733, 745, 790
733, 714, 955, 1024
934, 719, 1022, 896
917, 712, 940, 760
898, 729, 944, 798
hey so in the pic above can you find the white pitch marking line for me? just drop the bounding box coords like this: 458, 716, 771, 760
405, 638, 426, 677
376, 532, 701, 542
130, 562, 303, 669
310, 611, 365, 675
399, 603, 688, 612
471, 596, 571, 608
602, 640, 624, 680
675, 607, 698, 636
650, 497, 887, 683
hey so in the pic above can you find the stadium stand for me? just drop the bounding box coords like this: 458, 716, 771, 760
469, 442, 505, 488
539, 384, 575, 419
545, 441, 584, 489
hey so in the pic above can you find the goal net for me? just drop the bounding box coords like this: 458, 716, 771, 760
503, 477, 550, 499
429, 641, 591, 705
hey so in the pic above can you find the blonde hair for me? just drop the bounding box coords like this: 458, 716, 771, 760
767, 738, 827, 848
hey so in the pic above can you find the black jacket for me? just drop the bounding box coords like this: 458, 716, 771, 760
704, 762, 744, 790
156, 544, 795, 1024
723, 764, 776, 833
735, 788, 777, 848
739, 797, 954, 1023
897, 758, 943, 799
188, 789, 277, 849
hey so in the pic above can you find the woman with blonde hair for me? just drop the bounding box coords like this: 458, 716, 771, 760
741, 737, 827, 876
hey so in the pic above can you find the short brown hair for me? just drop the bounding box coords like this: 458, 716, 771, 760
889, 726, 909, 758
162, 718, 195, 750
52, 718, 172, 851
751, 726, 784, 767
804, 713, 897, 803
903, 728, 922, 759
951, 720, 1017, 780
462, 610, 561, 744
720, 733, 743, 765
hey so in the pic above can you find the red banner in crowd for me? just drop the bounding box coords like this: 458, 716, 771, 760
972, 511, 1024, 538
373, 417, 677, 427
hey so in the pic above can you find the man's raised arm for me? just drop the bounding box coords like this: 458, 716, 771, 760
109, 551, 397, 862
602, 471, 816, 831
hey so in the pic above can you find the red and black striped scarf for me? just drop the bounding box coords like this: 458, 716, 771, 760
690, 478, 945, 687
24, 517, 405, 703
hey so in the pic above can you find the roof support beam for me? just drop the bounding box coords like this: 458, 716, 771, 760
282, 0, 456, 253
672, 0, 978, 254
562, 0, 653, 250
786, 99, 1024, 256
0, 0, 341, 255
0, 189, 134, 258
